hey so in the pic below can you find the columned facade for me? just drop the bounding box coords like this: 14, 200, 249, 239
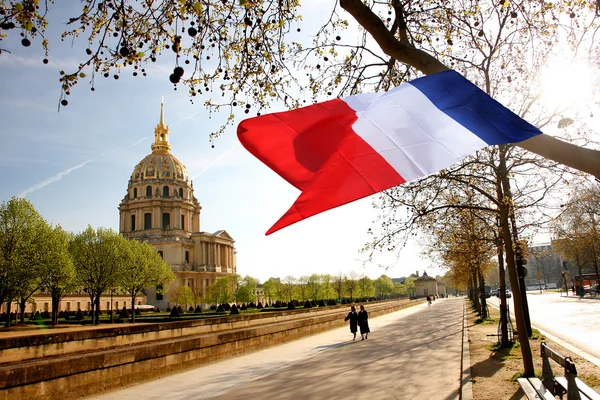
118, 102, 237, 309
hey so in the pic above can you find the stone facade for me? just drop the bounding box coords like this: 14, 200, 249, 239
414, 271, 446, 297
118, 102, 237, 309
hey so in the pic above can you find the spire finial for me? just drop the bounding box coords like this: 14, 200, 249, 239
160, 96, 165, 125
152, 97, 171, 153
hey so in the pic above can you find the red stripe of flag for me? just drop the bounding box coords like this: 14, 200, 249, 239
238, 98, 405, 235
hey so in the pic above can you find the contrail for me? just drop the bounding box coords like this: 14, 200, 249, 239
191, 144, 240, 180
19, 159, 94, 197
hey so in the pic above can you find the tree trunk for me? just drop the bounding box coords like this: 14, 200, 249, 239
131, 292, 136, 323
95, 296, 101, 325
88, 292, 96, 325
4, 299, 12, 328
52, 293, 60, 326
19, 298, 27, 324
497, 235, 509, 346
478, 267, 488, 319
498, 150, 535, 377
472, 271, 481, 314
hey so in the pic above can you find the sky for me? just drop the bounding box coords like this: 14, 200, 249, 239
1, 2, 598, 284
0, 2, 435, 283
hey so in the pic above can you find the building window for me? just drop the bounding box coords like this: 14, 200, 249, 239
77, 302, 81, 310
146, 186, 152, 197
116, 301, 119, 309
133, 188, 137, 198
158, 251, 163, 259
162, 213, 170, 229
156, 284, 164, 301
181, 215, 185, 230
179, 188, 183, 198
106, 302, 109, 311
44, 303, 49, 312
185, 251, 189, 263
144, 213, 152, 230
131, 215, 136, 231
66, 302, 71, 312
163, 186, 169, 197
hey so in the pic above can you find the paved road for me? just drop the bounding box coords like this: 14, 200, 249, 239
89, 297, 465, 400
487, 292, 600, 362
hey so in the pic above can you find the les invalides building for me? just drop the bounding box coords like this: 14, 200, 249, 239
119, 103, 237, 309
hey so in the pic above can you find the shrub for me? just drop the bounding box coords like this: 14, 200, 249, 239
327, 299, 337, 306
75, 309, 84, 320
135, 308, 141, 316
293, 300, 300, 307
58, 310, 65, 319
248, 302, 256, 309
274, 300, 281, 308
230, 304, 239, 315
166, 307, 171, 312
257, 302, 264, 309
169, 306, 180, 318
210, 304, 216, 310
177, 305, 184, 314
154, 307, 160, 312
119, 306, 129, 319
310, 300, 316, 307
223, 303, 231, 311
241, 303, 247, 311
42, 311, 51, 319
188, 306, 195, 312
303, 300, 312, 308
319, 300, 326, 307
194, 305, 202, 314
287, 301, 295, 310
216, 304, 225, 313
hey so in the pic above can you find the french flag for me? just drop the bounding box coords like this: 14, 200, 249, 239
238, 70, 542, 235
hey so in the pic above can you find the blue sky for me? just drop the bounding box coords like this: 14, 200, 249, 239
0, 3, 433, 282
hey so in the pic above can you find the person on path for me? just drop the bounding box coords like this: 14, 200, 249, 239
344, 305, 358, 340
357, 304, 370, 340
426, 295, 432, 306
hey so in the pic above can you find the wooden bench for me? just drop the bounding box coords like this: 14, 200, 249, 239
518, 342, 600, 400
519, 341, 600, 400
517, 377, 555, 399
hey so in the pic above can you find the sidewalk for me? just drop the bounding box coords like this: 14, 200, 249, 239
89, 297, 467, 400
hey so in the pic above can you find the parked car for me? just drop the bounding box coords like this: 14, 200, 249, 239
490, 289, 498, 297
505, 290, 512, 298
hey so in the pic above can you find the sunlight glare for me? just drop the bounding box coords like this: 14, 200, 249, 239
540, 59, 595, 108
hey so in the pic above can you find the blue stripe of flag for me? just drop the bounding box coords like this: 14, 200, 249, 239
408, 70, 542, 145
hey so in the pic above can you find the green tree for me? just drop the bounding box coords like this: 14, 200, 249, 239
333, 273, 345, 301
237, 275, 258, 304
204, 275, 236, 306
320, 274, 334, 300
357, 275, 374, 299
169, 285, 194, 307
0, 197, 47, 327
343, 270, 359, 302
38, 225, 78, 326
261, 278, 277, 304
307, 274, 322, 300
297, 276, 309, 301
70, 226, 127, 325
373, 275, 394, 299
120, 240, 174, 322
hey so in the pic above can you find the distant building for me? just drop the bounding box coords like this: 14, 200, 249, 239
118, 102, 237, 309
414, 271, 446, 297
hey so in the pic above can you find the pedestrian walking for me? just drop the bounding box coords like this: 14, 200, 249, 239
358, 304, 370, 340
344, 305, 358, 340
426, 295, 432, 306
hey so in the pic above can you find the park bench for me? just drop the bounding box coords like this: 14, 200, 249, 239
518, 342, 600, 400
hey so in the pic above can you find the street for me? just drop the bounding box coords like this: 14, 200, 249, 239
487, 292, 600, 362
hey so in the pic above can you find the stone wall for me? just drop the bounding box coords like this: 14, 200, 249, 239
0, 299, 423, 400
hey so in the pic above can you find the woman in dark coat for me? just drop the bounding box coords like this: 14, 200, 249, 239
358, 304, 370, 340
344, 305, 359, 340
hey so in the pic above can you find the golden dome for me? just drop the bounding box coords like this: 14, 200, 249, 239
129, 102, 190, 184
